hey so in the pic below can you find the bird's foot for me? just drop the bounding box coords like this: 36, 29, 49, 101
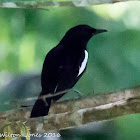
73, 89, 83, 99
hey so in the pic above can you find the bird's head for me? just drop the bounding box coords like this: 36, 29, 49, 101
60, 25, 107, 48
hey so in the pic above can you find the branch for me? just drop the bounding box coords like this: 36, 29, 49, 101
1, 85, 140, 133
0, 0, 138, 9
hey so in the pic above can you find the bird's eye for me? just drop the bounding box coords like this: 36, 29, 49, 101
89, 28, 96, 33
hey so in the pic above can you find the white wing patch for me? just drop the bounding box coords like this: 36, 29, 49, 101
78, 50, 88, 76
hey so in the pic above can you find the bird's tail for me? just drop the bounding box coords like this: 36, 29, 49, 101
30, 90, 67, 118
30, 93, 51, 118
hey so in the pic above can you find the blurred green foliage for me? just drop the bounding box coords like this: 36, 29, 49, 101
60, 114, 140, 140
0, 0, 57, 2
1, 2, 140, 95
1, 1, 140, 140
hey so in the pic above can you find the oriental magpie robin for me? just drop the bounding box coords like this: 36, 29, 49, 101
30, 25, 107, 118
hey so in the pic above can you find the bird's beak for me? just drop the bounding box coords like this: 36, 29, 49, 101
91, 29, 107, 36
95, 29, 108, 34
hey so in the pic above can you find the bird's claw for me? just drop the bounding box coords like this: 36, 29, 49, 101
73, 89, 83, 99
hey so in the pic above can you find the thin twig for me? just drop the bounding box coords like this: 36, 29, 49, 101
0, 89, 71, 107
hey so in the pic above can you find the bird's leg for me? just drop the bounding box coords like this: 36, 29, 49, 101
42, 97, 48, 106
73, 89, 83, 99
54, 84, 58, 94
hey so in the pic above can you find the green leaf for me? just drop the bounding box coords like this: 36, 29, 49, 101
3, 125, 11, 140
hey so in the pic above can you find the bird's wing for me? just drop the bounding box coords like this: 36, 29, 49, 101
41, 46, 79, 95
77, 50, 88, 77
30, 63, 75, 118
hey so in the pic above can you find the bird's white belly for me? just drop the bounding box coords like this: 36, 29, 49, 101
78, 50, 88, 76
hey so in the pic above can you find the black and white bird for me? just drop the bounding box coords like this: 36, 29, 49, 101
30, 25, 107, 118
